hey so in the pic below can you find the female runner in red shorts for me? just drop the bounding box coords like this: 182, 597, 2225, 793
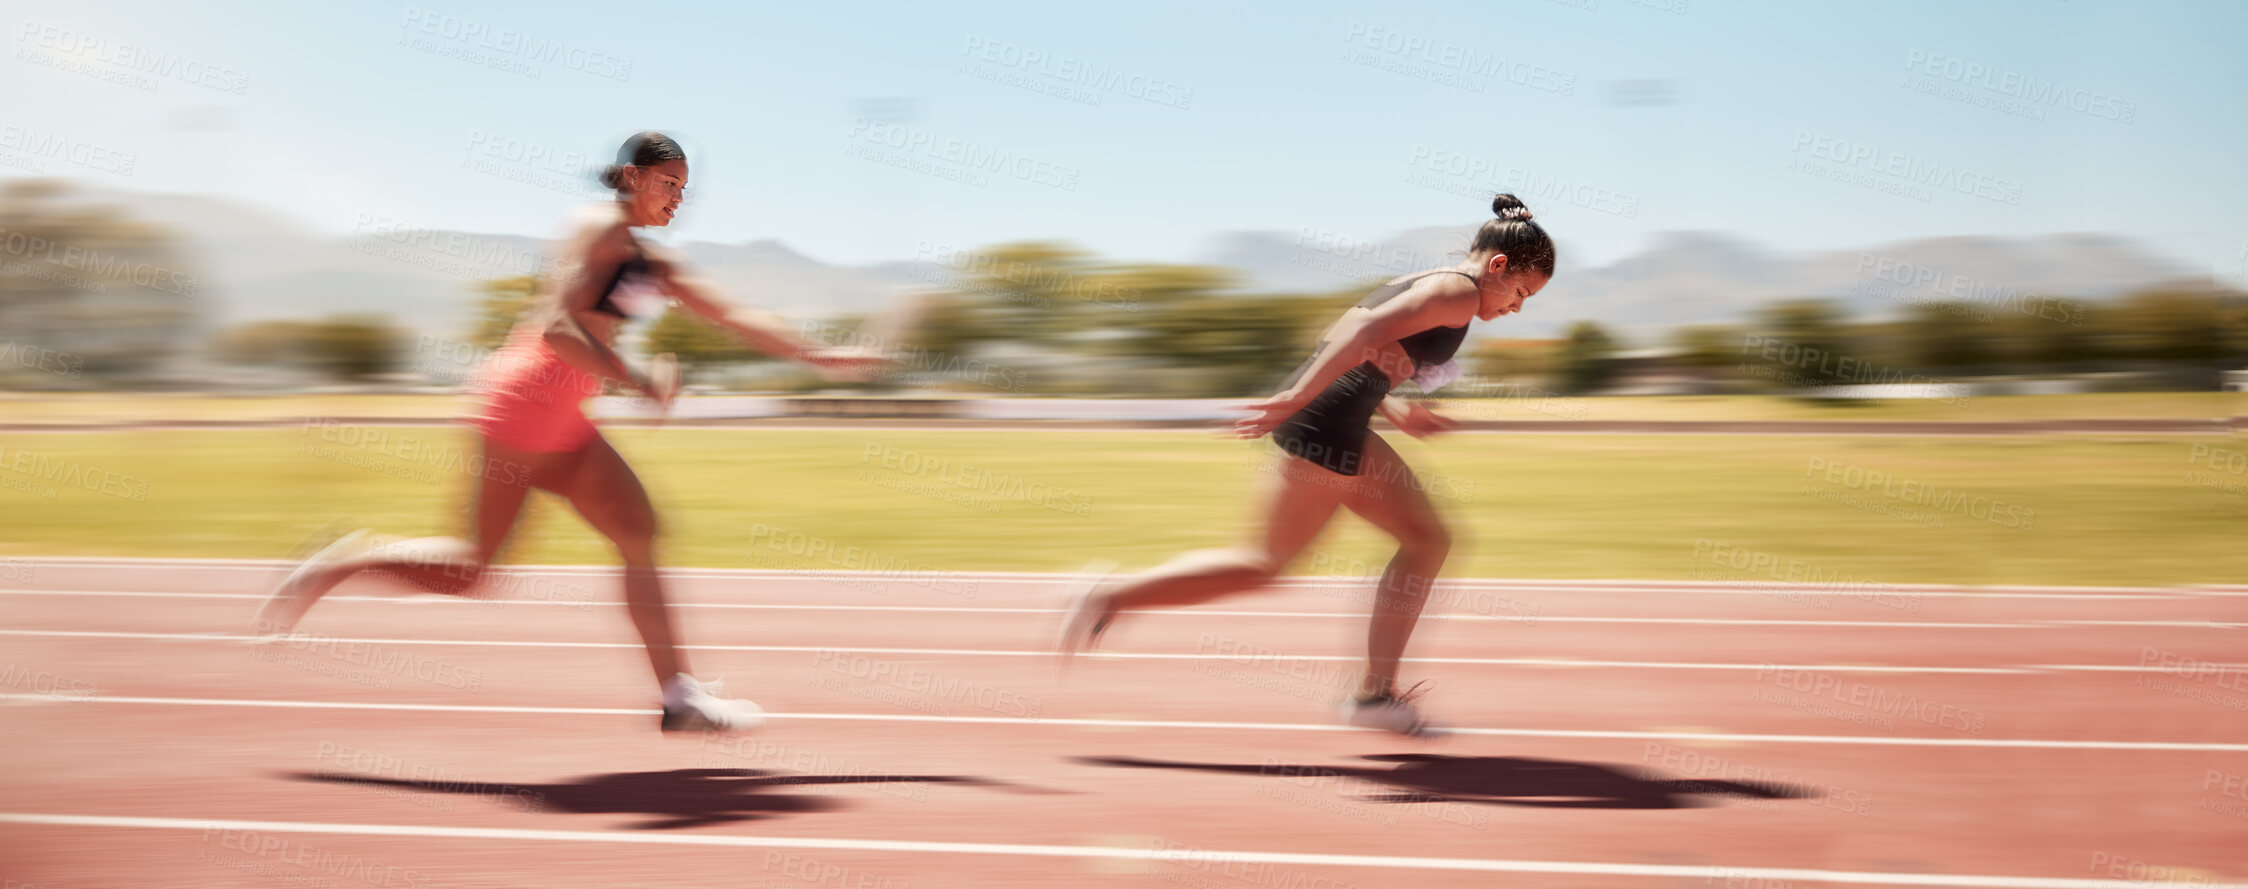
256, 131, 879, 731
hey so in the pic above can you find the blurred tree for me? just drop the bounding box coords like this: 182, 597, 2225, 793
1668, 326, 1740, 373
1901, 302, 2003, 375
1553, 321, 1622, 395
1742, 300, 1854, 390
2099, 285, 2226, 388
212, 315, 404, 380
302, 315, 405, 380
1472, 338, 1562, 381
214, 320, 312, 367
1998, 306, 2100, 371
0, 178, 201, 380
1105, 283, 1347, 396
643, 307, 764, 383
932, 242, 1104, 350
471, 275, 540, 349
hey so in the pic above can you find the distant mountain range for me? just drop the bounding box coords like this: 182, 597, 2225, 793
1205, 227, 2204, 342
73, 187, 2210, 346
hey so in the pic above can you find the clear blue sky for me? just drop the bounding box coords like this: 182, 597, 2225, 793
4, 0, 2242, 278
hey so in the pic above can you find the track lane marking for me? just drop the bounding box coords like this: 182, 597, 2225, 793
7, 694, 2245, 751
0, 628, 2059, 673
14, 590, 2230, 628
0, 812, 2238, 886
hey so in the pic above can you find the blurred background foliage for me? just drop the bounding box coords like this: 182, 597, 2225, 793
3, 179, 2242, 397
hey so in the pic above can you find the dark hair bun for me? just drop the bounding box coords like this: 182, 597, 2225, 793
1491, 193, 1534, 222
599, 164, 625, 190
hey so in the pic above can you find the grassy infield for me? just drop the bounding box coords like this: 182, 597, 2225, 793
1, 391, 2241, 587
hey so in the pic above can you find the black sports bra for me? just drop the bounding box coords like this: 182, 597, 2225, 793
1355, 269, 1475, 370
591, 245, 664, 320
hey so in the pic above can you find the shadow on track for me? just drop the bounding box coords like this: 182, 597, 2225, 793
1074, 754, 1813, 809
291, 767, 1026, 829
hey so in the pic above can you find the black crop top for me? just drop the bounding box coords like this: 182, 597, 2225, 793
1355, 269, 1474, 371
590, 251, 658, 319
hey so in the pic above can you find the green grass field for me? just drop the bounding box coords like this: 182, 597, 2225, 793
1, 391, 2240, 425
3, 426, 2242, 587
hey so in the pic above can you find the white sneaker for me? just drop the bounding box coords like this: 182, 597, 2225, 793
1056, 560, 1119, 663
250, 529, 372, 639
661, 675, 765, 732
1339, 682, 1447, 738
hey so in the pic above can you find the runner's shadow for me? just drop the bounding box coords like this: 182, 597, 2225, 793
1074, 754, 1812, 809
292, 767, 1017, 829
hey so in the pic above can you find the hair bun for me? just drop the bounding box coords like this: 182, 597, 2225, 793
1490, 193, 1533, 222
599, 164, 624, 190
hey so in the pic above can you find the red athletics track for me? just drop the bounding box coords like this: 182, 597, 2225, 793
2, 559, 2245, 888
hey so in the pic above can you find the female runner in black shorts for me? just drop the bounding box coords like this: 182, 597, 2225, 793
1060, 194, 1556, 736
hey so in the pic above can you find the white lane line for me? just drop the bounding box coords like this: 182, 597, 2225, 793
7, 695, 2246, 752
5, 590, 2233, 629
0, 813, 2233, 889
7, 557, 2218, 598
3, 813, 2232, 888
0, 629, 2045, 673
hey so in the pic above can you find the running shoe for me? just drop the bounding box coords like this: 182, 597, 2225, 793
661, 675, 765, 732
250, 528, 372, 639
1339, 681, 1448, 738
1055, 560, 1119, 663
